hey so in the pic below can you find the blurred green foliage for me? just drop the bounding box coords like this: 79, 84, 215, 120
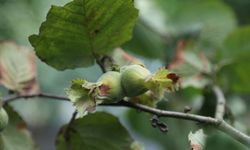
0, 0, 250, 149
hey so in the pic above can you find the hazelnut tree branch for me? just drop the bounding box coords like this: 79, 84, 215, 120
2, 93, 250, 147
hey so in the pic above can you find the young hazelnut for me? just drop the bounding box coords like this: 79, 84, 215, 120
121, 65, 151, 97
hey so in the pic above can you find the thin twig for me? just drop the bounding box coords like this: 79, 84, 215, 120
3, 93, 69, 105
213, 85, 226, 120
101, 101, 218, 124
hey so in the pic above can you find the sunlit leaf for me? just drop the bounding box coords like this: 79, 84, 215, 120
146, 69, 172, 90
145, 68, 179, 98
29, 0, 138, 70
0, 41, 39, 95
56, 112, 136, 150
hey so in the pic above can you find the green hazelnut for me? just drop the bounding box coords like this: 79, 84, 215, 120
97, 71, 124, 102
121, 65, 151, 97
0, 107, 8, 132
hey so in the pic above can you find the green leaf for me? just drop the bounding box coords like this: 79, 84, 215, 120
29, 0, 138, 70
219, 26, 250, 93
223, 26, 250, 60
56, 112, 136, 150
0, 105, 37, 150
0, 41, 39, 95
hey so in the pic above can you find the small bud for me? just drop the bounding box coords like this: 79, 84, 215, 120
121, 65, 151, 97
0, 107, 8, 132
184, 106, 192, 113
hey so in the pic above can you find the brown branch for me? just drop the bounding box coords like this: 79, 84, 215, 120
2, 93, 250, 147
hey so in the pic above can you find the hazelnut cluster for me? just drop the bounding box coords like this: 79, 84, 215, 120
67, 64, 179, 116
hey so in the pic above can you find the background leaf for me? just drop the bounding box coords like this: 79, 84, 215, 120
56, 112, 135, 150
224, 0, 250, 25
0, 41, 39, 95
29, 0, 138, 70
0, 105, 37, 150
154, 0, 236, 51
111, 48, 144, 66
204, 131, 248, 150
219, 26, 250, 93
168, 40, 211, 88
122, 20, 166, 60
